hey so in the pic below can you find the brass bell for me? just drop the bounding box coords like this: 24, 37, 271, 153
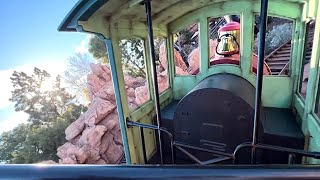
216, 22, 240, 56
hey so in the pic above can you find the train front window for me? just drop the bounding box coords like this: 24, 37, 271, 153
252, 15, 294, 76
119, 38, 150, 111
173, 22, 199, 76
208, 15, 241, 67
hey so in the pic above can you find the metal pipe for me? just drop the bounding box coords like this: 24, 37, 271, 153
139, 127, 147, 163
143, 0, 164, 164
127, 119, 175, 164
175, 145, 203, 165
170, 141, 176, 164
256, 143, 320, 159
126, 119, 174, 141
105, 39, 131, 164
233, 142, 252, 164
233, 142, 320, 164
252, 0, 269, 164
288, 153, 296, 164
201, 156, 232, 165
174, 141, 233, 158
174, 143, 233, 165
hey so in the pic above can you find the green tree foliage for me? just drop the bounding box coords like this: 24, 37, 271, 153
88, 35, 147, 78
119, 39, 146, 78
0, 68, 86, 163
10, 68, 73, 125
88, 35, 108, 63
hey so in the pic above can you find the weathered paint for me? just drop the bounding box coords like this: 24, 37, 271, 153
293, 21, 307, 97
169, 0, 300, 108
304, 114, 320, 164
199, 16, 209, 74
105, 39, 131, 164
240, 10, 254, 79
303, 3, 320, 119
110, 33, 140, 164
299, 0, 320, 164
59, 0, 320, 164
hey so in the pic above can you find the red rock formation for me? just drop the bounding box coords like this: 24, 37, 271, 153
57, 60, 171, 164
56, 42, 189, 164
57, 64, 124, 164
174, 39, 217, 75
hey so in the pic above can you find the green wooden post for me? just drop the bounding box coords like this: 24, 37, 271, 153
110, 34, 139, 164
199, 15, 209, 75
241, 11, 255, 80
290, 20, 302, 94
106, 39, 132, 164
303, 3, 320, 121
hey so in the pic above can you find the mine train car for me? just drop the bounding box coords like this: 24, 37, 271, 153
3, 0, 320, 179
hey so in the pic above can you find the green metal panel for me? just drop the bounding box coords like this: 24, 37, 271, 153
262, 77, 293, 108
252, 0, 301, 19
60, 0, 320, 164
303, 114, 320, 164
170, 0, 300, 109
299, 1, 320, 163
294, 94, 305, 125
130, 90, 172, 121
306, 0, 319, 19
303, 5, 320, 119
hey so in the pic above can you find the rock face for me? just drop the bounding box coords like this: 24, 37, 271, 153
57, 64, 124, 164
56, 39, 272, 164
56, 41, 189, 164
57, 59, 170, 164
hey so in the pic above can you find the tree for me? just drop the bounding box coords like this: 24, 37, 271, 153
0, 114, 85, 163
88, 35, 108, 63
0, 124, 29, 163
88, 35, 147, 78
119, 39, 146, 78
0, 68, 87, 163
64, 53, 92, 105
10, 68, 73, 125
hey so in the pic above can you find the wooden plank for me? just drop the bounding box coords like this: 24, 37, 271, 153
268, 61, 289, 65
274, 53, 291, 57
268, 57, 291, 61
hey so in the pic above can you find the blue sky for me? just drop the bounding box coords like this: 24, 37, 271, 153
0, 0, 90, 132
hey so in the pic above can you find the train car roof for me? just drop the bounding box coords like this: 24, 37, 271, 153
58, 0, 307, 34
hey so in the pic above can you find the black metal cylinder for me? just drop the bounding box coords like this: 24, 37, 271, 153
174, 74, 255, 155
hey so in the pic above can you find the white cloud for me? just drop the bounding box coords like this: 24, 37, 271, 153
0, 111, 29, 133
74, 34, 92, 54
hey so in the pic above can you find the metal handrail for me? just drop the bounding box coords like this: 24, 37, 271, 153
126, 118, 175, 164
127, 118, 320, 165
126, 0, 320, 167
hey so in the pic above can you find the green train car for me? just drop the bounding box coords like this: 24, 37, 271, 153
2, 0, 320, 179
